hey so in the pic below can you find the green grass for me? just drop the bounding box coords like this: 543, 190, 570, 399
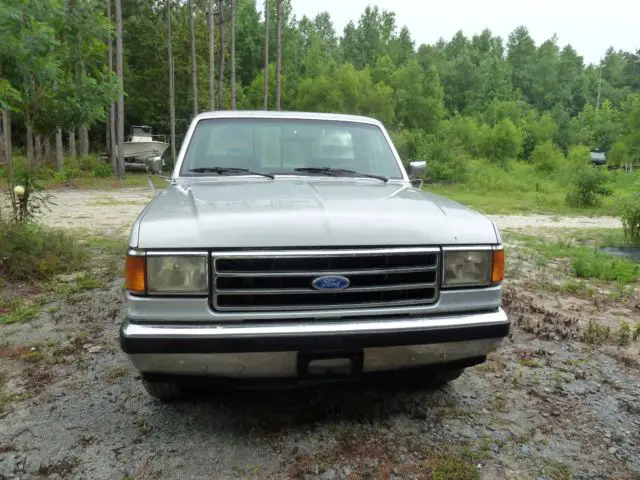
505, 230, 639, 285
427, 160, 639, 215
0, 302, 41, 324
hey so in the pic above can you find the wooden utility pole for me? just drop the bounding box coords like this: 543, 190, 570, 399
263, 0, 269, 110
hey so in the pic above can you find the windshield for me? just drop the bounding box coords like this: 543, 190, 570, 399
179, 118, 404, 179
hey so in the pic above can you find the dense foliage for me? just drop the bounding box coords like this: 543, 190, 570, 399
1, 0, 639, 178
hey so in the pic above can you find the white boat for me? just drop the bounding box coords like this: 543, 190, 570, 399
121, 125, 170, 159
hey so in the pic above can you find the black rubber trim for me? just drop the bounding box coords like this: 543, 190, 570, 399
120, 320, 510, 354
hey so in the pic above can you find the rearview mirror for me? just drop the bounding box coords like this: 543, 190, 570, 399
408, 160, 426, 188
408, 160, 427, 179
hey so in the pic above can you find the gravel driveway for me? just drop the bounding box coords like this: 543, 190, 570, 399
38, 188, 622, 237
1, 187, 638, 480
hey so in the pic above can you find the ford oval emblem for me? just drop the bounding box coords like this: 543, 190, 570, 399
312, 275, 351, 291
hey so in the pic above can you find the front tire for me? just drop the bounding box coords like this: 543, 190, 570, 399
142, 379, 183, 400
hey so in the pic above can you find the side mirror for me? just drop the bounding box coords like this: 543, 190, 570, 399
408, 160, 426, 188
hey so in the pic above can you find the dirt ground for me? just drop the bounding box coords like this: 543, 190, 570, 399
1, 187, 638, 480
37, 188, 623, 237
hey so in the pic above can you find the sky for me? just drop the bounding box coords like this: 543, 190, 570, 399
290, 0, 640, 65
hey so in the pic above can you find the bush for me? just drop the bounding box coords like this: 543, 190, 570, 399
608, 141, 630, 168
0, 217, 87, 281
565, 167, 613, 208
92, 162, 113, 178
425, 141, 469, 183
531, 141, 564, 174
618, 190, 640, 245
479, 119, 523, 167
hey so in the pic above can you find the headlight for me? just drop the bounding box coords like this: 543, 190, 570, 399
146, 255, 208, 294
443, 249, 493, 287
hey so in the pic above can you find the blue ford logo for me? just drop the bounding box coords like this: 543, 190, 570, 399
312, 275, 350, 291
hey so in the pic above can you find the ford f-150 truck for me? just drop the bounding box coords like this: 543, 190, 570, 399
119, 110, 509, 400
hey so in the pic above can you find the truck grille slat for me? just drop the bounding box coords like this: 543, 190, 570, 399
212, 248, 440, 312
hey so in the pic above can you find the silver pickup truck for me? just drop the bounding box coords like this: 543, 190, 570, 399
119, 111, 509, 400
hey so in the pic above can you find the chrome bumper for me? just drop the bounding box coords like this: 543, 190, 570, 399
120, 308, 509, 378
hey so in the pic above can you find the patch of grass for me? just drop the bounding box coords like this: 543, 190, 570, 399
103, 366, 129, 384
429, 445, 481, 480
0, 218, 88, 282
540, 459, 573, 480
76, 273, 106, 291
0, 391, 33, 414
581, 320, 611, 345
427, 159, 638, 215
519, 358, 540, 368
504, 231, 639, 286
0, 301, 40, 324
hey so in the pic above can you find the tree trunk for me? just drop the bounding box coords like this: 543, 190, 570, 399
218, 0, 224, 109
44, 135, 52, 164
275, 0, 282, 111
263, 0, 269, 110
115, 0, 125, 178
79, 126, 89, 157
78, 61, 89, 156
56, 128, 64, 172
107, 0, 117, 173
188, 0, 198, 117
34, 134, 42, 165
230, 0, 236, 109
25, 117, 34, 168
168, 0, 177, 162
0, 113, 4, 165
2, 110, 11, 181
68, 128, 77, 161
208, 0, 215, 110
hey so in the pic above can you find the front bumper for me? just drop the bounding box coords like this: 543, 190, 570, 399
120, 308, 509, 378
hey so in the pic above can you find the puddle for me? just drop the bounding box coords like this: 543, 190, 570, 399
600, 246, 640, 263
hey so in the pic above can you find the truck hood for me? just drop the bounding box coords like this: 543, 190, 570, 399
133, 178, 498, 249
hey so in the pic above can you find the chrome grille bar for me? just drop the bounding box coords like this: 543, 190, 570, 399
211, 247, 440, 312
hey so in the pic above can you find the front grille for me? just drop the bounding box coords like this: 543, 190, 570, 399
211, 248, 440, 311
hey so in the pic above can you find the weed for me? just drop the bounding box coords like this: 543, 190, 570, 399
0, 218, 88, 281
551, 374, 565, 393
581, 321, 611, 344
429, 446, 481, 480
616, 321, 632, 347
103, 366, 129, 384
633, 323, 640, 341
617, 189, 640, 245
540, 459, 573, 480
0, 303, 40, 324
519, 358, 540, 368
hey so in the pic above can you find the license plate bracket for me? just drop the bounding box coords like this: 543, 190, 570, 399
297, 350, 364, 380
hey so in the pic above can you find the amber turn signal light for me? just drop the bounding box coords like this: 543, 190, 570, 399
125, 254, 146, 294
491, 248, 505, 284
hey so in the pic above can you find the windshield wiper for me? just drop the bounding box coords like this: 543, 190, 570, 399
294, 167, 388, 183
188, 167, 274, 179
